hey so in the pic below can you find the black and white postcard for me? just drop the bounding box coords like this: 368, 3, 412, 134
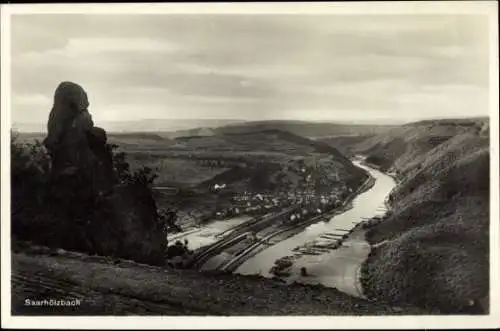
1, 1, 498, 329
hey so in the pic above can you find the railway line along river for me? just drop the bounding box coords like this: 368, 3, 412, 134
169, 160, 396, 298
235, 161, 396, 298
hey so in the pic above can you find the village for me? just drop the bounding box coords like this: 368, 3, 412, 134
210, 160, 350, 225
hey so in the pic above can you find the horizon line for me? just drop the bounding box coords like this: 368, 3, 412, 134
11, 115, 490, 134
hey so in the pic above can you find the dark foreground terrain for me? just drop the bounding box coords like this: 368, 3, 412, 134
12, 242, 429, 316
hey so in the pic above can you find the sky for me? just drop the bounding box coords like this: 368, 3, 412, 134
10, 14, 490, 130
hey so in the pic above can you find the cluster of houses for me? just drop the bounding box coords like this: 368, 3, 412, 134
212, 188, 345, 221
210, 158, 351, 221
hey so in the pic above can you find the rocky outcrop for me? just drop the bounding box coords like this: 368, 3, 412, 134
13, 82, 166, 265
43, 81, 116, 194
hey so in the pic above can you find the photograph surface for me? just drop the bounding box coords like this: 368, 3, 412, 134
1, 1, 498, 329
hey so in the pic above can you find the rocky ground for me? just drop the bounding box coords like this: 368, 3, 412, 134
11, 241, 431, 316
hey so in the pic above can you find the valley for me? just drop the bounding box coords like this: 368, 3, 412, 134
11, 117, 491, 315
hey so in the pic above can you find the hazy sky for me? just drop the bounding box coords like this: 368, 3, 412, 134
10, 14, 490, 127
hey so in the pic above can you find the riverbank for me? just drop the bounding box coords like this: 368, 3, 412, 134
197, 166, 375, 272
235, 162, 395, 297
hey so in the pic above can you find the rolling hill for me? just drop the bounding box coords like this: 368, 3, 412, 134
214, 120, 396, 138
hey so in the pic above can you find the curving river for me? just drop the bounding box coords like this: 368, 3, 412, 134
235, 161, 396, 297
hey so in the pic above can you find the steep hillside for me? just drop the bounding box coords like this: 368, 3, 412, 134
353, 118, 490, 313
351, 117, 488, 172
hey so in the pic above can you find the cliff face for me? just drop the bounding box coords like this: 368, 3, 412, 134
354, 119, 490, 313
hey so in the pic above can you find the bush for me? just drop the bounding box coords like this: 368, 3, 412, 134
11, 135, 167, 265
11, 135, 51, 238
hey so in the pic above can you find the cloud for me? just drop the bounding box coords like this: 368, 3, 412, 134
19, 37, 179, 60
12, 93, 52, 106
67, 37, 178, 54
9, 14, 490, 126
11, 93, 53, 126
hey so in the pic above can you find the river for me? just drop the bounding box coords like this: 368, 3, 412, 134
235, 161, 396, 297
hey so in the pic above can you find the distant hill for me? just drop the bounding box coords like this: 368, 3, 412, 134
172, 128, 356, 165
162, 126, 218, 138
101, 119, 244, 134
108, 132, 169, 141
11, 122, 46, 133
12, 119, 244, 134
214, 120, 396, 138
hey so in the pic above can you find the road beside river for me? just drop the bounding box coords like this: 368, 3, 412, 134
235, 161, 396, 298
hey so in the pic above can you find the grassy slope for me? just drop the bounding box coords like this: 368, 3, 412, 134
349, 118, 490, 312
11, 242, 430, 316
